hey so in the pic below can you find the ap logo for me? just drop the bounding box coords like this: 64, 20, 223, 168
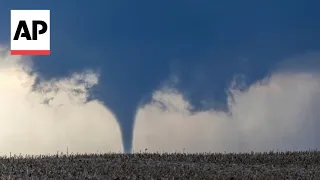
11, 10, 50, 55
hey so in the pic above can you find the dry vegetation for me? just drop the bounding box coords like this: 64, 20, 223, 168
0, 151, 320, 179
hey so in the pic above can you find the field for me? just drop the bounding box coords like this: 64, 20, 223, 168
0, 151, 320, 179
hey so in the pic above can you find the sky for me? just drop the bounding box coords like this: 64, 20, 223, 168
0, 0, 320, 155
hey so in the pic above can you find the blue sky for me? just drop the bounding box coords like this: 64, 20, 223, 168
0, 1, 320, 154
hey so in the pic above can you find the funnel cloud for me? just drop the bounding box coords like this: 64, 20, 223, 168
0, 47, 320, 154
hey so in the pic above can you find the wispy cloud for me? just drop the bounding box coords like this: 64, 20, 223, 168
133, 53, 320, 153
0, 47, 122, 155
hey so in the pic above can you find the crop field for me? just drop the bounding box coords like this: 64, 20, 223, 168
0, 151, 320, 179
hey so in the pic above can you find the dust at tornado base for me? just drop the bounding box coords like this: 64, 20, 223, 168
1, 151, 320, 179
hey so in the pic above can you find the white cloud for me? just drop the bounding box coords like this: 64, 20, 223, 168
2, 44, 319, 155
0, 47, 122, 155
133, 53, 320, 153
